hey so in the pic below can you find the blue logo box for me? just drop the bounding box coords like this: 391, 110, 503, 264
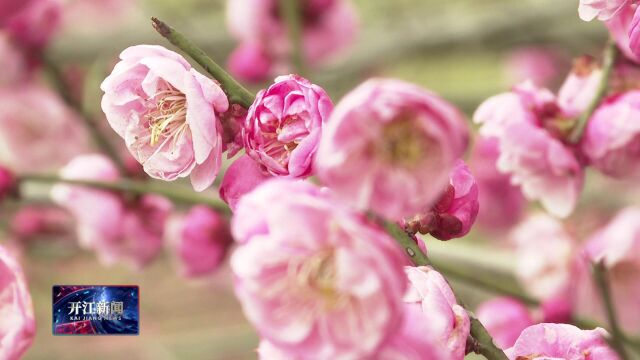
52, 285, 139, 335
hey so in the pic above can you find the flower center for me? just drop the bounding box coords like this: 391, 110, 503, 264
262, 115, 304, 167
145, 84, 188, 147
377, 116, 431, 168
289, 249, 347, 310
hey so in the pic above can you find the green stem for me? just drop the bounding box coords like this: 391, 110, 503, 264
42, 55, 127, 174
382, 220, 431, 266
280, 0, 307, 76
431, 257, 539, 306
568, 40, 618, 144
592, 261, 630, 360
18, 174, 230, 215
382, 221, 508, 360
151, 17, 255, 108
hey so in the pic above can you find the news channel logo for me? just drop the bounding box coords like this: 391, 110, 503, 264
52, 285, 139, 335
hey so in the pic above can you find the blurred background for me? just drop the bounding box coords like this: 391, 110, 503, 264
1, 0, 621, 358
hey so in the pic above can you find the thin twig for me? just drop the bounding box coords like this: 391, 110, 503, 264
431, 257, 539, 306
568, 40, 618, 144
18, 174, 230, 214
592, 261, 629, 360
42, 55, 127, 174
151, 17, 255, 108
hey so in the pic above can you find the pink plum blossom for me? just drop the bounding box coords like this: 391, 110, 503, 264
476, 297, 535, 349
0, 245, 35, 360
405, 160, 479, 240
100, 45, 229, 191
404, 266, 470, 359
474, 82, 585, 218
576, 0, 640, 62
259, 326, 451, 360
574, 207, 640, 333
469, 136, 525, 232
0, 84, 89, 173
166, 205, 233, 278
579, 0, 631, 21
506, 323, 619, 360
511, 214, 577, 301
227, 42, 273, 83
316, 78, 469, 220
581, 91, 640, 179
231, 178, 408, 359
219, 155, 271, 211
244, 74, 332, 177
226, 0, 357, 75
51, 154, 172, 269
0, 0, 62, 50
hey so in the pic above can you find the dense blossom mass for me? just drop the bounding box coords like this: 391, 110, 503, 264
231, 179, 409, 358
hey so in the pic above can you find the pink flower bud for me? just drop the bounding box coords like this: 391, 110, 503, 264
581, 91, 640, 179
100, 45, 229, 191
244, 74, 332, 178
476, 297, 534, 349
219, 155, 271, 211
574, 207, 640, 333
557, 56, 602, 116
167, 206, 232, 278
405, 160, 479, 240
220, 104, 247, 159
541, 295, 573, 324
506, 324, 619, 360
231, 178, 407, 358
0, 0, 62, 50
0, 245, 35, 360
227, 42, 273, 83
404, 266, 470, 359
0, 165, 15, 202
511, 214, 577, 301
316, 78, 469, 220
